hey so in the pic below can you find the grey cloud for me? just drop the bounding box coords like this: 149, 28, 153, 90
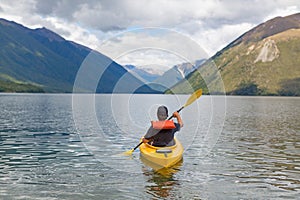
35, 0, 59, 16
33, 0, 131, 31
35, 0, 80, 20
31, 0, 300, 34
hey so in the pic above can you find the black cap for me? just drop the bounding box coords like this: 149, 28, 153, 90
157, 106, 168, 120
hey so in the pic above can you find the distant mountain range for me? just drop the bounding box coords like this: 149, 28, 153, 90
169, 13, 300, 96
125, 59, 206, 92
124, 65, 160, 82
151, 59, 206, 91
0, 18, 158, 93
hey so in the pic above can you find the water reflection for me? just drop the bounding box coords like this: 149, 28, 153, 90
141, 157, 182, 198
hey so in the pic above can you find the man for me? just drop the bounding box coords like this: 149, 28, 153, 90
142, 105, 183, 147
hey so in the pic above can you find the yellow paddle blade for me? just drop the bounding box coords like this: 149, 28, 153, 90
184, 89, 202, 107
122, 149, 134, 156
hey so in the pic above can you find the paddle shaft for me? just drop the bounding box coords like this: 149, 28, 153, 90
133, 141, 143, 151
168, 106, 184, 120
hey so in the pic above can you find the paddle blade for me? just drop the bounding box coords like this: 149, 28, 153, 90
122, 149, 134, 156
122, 141, 143, 156
184, 89, 202, 107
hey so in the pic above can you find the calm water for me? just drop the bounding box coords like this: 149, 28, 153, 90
0, 94, 299, 199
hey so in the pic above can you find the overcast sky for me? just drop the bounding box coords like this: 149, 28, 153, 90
0, 0, 299, 73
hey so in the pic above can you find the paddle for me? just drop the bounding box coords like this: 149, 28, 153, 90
123, 89, 202, 155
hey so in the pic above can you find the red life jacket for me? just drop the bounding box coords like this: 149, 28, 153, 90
151, 120, 176, 130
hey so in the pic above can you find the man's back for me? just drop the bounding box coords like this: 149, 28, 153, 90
145, 123, 180, 147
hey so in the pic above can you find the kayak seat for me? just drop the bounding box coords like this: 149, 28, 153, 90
156, 149, 172, 158
156, 149, 172, 153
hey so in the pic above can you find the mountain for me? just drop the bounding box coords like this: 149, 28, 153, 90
124, 65, 160, 82
168, 13, 300, 96
152, 59, 206, 91
0, 18, 158, 93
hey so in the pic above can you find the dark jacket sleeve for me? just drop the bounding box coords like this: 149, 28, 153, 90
174, 123, 180, 132
144, 126, 155, 139
144, 126, 159, 139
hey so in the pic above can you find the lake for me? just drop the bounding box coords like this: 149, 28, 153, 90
0, 94, 299, 199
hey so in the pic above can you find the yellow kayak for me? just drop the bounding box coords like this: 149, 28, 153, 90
139, 137, 183, 168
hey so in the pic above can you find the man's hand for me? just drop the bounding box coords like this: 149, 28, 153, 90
142, 138, 150, 143
173, 111, 180, 118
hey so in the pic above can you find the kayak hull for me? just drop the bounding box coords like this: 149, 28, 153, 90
139, 137, 183, 168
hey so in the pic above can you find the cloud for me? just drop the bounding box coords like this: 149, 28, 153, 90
97, 28, 209, 69
29, 0, 300, 33
192, 23, 256, 55
263, 5, 300, 21
2, 0, 300, 33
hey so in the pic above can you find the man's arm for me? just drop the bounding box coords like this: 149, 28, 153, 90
173, 111, 183, 128
143, 127, 154, 143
